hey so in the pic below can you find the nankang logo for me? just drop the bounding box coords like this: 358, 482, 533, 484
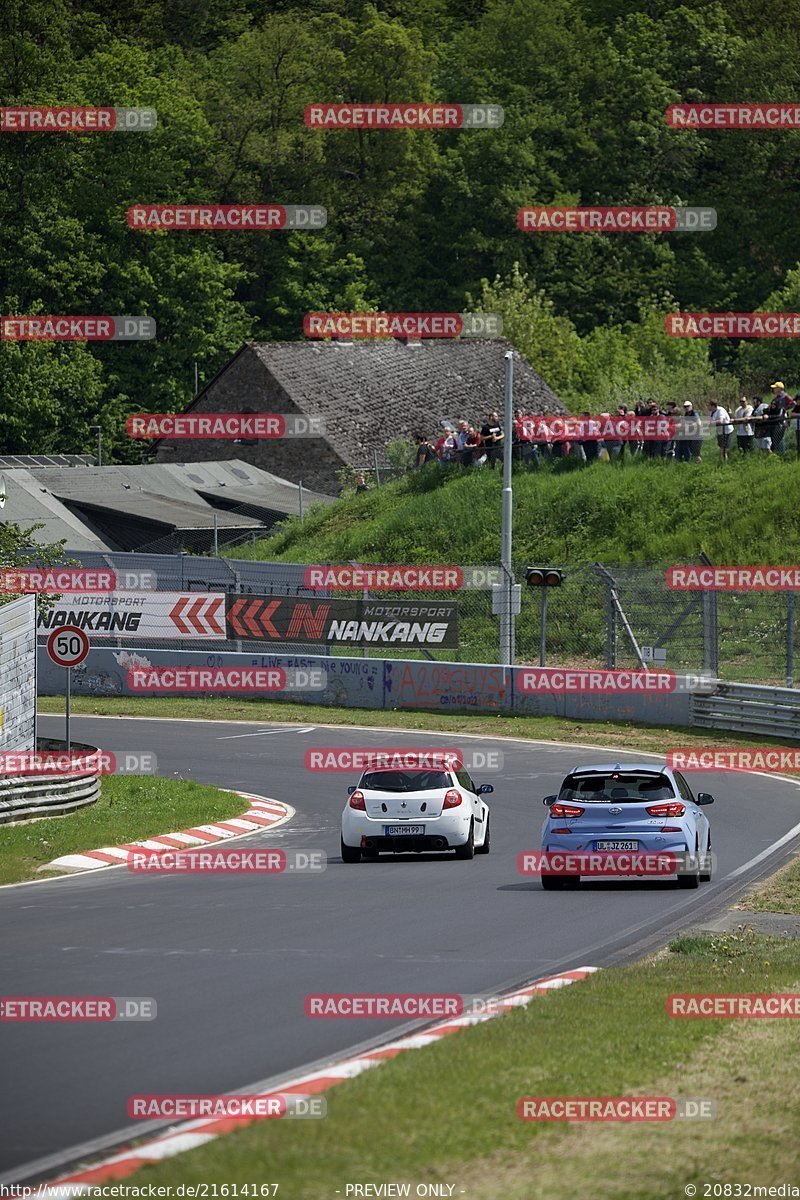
327, 620, 449, 644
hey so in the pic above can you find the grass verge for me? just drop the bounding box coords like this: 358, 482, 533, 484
0, 776, 244, 885
741, 858, 800, 915
37, 693, 800, 759
131, 931, 800, 1195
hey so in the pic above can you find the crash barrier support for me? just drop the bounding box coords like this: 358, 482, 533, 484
0, 738, 101, 824
692, 681, 800, 740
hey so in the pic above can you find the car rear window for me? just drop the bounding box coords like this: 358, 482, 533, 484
558, 774, 676, 802
361, 770, 452, 793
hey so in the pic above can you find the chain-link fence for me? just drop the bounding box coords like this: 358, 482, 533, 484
33, 552, 800, 685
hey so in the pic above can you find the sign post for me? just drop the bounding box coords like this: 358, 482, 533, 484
46, 626, 90, 751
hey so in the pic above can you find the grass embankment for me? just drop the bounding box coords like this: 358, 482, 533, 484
231, 454, 800, 680
133, 932, 800, 1195
743, 862, 800, 915
0, 776, 244, 885
236, 452, 800, 565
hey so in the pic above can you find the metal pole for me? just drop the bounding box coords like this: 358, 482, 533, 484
500, 351, 514, 666
213, 514, 219, 556
97, 430, 102, 467
539, 588, 547, 667
194, 361, 199, 396
373, 449, 381, 487
298, 480, 304, 524
66, 667, 71, 751
788, 592, 795, 688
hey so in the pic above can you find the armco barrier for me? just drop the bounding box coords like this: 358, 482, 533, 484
693, 681, 800, 740
37, 647, 695, 728
0, 739, 101, 824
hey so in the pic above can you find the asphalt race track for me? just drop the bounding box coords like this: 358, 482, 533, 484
3, 713, 800, 1182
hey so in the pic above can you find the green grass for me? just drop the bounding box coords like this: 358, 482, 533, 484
742, 858, 800, 915
236, 452, 800, 565
125, 932, 800, 1195
0, 776, 244, 884
37, 693, 800, 759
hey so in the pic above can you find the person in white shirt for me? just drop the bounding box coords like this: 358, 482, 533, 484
734, 396, 754, 453
708, 401, 734, 461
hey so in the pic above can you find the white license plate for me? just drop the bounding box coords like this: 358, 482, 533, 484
385, 824, 424, 836
594, 839, 639, 851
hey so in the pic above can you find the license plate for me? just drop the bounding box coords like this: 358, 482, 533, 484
594, 839, 639, 851
385, 824, 424, 836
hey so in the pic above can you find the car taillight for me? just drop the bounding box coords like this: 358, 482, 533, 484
550, 827, 573, 834
349, 790, 366, 810
443, 789, 462, 809
550, 803, 584, 818
645, 802, 685, 817
660, 825, 682, 832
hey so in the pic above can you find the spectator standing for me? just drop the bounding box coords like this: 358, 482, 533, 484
768, 381, 791, 454
581, 411, 599, 463
455, 419, 471, 467
677, 401, 703, 462
734, 397, 754, 453
792, 394, 800, 456
480, 411, 504, 468
605, 408, 624, 461
413, 434, 436, 468
436, 426, 458, 464
466, 424, 486, 468
752, 397, 772, 453
708, 400, 734, 461
355, 472, 369, 493
514, 410, 539, 471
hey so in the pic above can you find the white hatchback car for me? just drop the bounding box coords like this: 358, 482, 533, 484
341, 766, 492, 862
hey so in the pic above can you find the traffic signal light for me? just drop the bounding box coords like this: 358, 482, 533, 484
525, 568, 564, 587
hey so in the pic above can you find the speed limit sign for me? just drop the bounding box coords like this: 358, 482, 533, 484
47, 625, 90, 668
46, 626, 89, 751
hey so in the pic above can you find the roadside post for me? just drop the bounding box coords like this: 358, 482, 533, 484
46, 625, 90, 751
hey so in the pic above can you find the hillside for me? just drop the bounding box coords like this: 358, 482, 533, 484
236, 455, 794, 567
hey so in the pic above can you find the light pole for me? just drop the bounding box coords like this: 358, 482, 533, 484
89, 425, 103, 466
499, 351, 515, 666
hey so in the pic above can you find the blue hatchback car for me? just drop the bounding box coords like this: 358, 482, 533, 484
541, 763, 714, 890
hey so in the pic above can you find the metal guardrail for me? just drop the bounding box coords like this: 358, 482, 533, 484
0, 739, 101, 824
693, 682, 800, 740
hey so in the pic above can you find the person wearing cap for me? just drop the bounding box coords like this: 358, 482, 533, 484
708, 400, 734, 461
767, 381, 791, 453
677, 401, 702, 462
791, 394, 800, 456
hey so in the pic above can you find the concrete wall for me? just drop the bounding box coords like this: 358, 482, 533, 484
1, 595, 37, 752
37, 646, 694, 728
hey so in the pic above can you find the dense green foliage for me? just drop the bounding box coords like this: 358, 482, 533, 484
4, 0, 800, 455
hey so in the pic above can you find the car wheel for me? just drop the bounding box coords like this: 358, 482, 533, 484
677, 837, 700, 888
700, 832, 712, 882
541, 874, 566, 890
476, 812, 491, 854
341, 838, 361, 863
454, 821, 475, 860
